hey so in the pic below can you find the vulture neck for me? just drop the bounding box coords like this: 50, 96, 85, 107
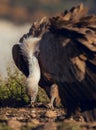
19, 36, 41, 81
28, 54, 40, 82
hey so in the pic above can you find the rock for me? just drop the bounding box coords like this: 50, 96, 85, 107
33, 122, 57, 130
45, 110, 57, 118
31, 110, 37, 118
8, 118, 21, 130
18, 108, 27, 112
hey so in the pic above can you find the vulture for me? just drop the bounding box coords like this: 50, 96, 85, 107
12, 4, 96, 121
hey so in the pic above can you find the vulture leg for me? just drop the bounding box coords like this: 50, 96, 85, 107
47, 84, 61, 109
39, 78, 61, 109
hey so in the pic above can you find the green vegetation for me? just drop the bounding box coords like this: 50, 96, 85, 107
0, 66, 49, 107
0, 122, 11, 130
58, 122, 81, 130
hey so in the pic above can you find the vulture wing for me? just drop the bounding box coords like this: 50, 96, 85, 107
48, 3, 96, 83
39, 3, 96, 121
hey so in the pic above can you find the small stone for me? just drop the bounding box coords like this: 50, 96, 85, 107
45, 110, 57, 118
31, 110, 37, 118
8, 118, 21, 130
18, 108, 26, 112
31, 119, 40, 124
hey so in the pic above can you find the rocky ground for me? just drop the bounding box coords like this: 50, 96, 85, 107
0, 104, 96, 130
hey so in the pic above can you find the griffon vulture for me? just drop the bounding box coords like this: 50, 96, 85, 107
12, 4, 96, 121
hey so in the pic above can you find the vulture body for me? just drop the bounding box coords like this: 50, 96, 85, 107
12, 4, 96, 121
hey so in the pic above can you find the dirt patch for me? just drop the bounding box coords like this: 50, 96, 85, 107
0, 105, 96, 130
0, 105, 63, 130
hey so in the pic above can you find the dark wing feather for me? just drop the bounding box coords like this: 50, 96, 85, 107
12, 44, 29, 77
49, 3, 96, 75
49, 3, 88, 30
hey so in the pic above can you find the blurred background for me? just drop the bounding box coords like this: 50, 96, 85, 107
0, 0, 96, 79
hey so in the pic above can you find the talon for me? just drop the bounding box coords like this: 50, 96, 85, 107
31, 102, 35, 108
79, 116, 85, 122
26, 102, 37, 108
47, 103, 54, 110
26, 104, 33, 108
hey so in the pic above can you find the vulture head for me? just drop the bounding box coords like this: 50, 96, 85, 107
12, 3, 96, 121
